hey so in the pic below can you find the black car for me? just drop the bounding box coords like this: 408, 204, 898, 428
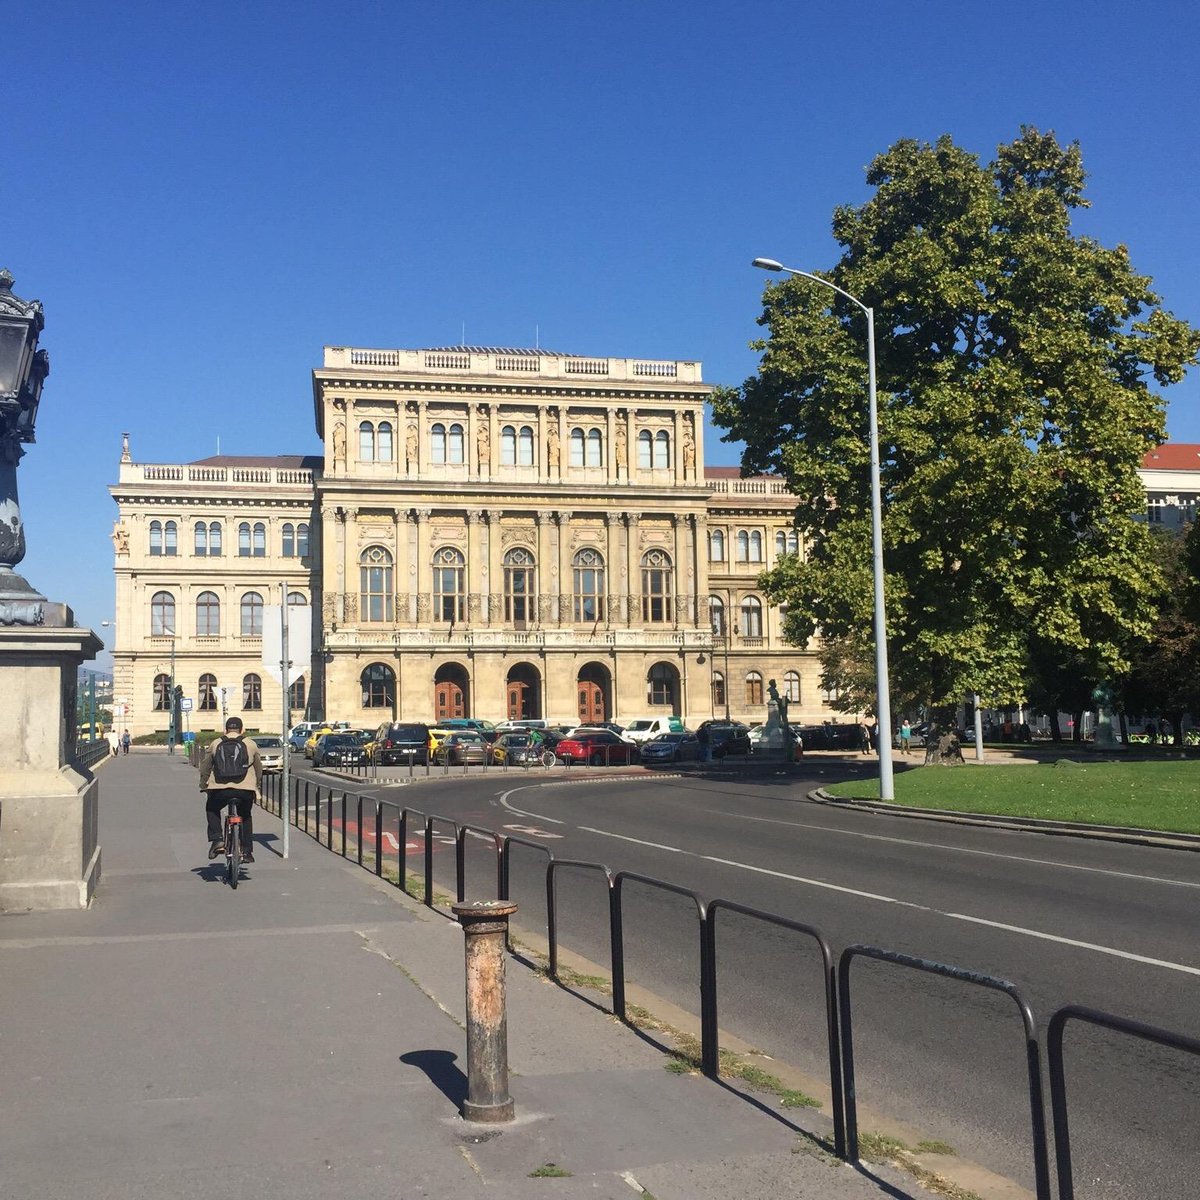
373, 721, 430, 765
697, 721, 751, 758
313, 733, 369, 768
794, 722, 862, 751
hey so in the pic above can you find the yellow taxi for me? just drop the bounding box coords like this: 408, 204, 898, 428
426, 727, 455, 760
304, 721, 350, 758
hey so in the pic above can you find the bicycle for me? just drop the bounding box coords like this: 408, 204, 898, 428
222, 811, 244, 889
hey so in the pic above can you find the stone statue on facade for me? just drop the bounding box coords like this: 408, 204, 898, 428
331, 420, 346, 467
112, 524, 129, 555
406, 422, 418, 471
615, 421, 627, 471
547, 417, 560, 469
683, 419, 696, 472
477, 419, 490, 470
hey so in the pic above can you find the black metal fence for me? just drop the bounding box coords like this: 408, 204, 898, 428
254, 770, 1197, 1200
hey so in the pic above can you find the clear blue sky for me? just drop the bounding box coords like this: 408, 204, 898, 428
9, 0, 1199, 664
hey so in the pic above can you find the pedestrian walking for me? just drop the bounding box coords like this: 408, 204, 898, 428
899, 719, 912, 755
121, 729, 131, 756
859, 723, 872, 755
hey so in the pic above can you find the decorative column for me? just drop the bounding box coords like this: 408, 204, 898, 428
466, 510, 483, 625
412, 509, 430, 624
624, 513, 639, 627
555, 510, 571, 625
480, 512, 494, 624
535, 511, 552, 625
690, 513, 705, 627
393, 509, 407, 625
486, 509, 502, 624
606, 406, 617, 484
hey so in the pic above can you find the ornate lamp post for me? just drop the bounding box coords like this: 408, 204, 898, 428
0, 269, 51, 624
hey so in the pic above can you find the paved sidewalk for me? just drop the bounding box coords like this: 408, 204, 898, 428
0, 753, 919, 1200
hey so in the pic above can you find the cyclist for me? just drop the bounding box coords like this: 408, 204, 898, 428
199, 717, 263, 863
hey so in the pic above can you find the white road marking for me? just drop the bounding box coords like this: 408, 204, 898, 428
944, 913, 1200, 978
497, 786, 566, 824
691, 806, 1200, 891
496, 782, 1200, 976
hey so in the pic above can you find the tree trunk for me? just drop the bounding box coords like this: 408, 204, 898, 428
1049, 712, 1062, 742
1072, 710, 1084, 742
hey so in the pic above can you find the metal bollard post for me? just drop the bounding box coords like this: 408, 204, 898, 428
452, 899, 519, 1123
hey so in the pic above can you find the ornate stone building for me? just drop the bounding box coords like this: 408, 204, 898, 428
109, 346, 827, 735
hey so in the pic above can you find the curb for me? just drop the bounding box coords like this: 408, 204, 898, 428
808, 789, 1200, 852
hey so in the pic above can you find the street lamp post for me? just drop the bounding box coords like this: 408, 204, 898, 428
752, 258, 895, 800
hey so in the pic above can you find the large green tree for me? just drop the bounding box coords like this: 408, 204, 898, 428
713, 128, 1200, 713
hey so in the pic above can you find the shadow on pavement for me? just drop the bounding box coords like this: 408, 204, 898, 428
400, 1049, 468, 1108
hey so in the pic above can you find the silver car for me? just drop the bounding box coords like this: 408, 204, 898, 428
251, 735, 284, 772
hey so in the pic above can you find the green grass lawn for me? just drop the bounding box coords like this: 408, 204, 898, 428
823, 760, 1199, 834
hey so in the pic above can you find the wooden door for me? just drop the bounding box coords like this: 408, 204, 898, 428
507, 682, 531, 721
577, 681, 605, 725
435, 681, 464, 721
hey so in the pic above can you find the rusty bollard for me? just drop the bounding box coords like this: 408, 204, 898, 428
452, 899, 518, 1123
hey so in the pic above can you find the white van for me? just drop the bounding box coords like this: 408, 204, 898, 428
622, 716, 685, 744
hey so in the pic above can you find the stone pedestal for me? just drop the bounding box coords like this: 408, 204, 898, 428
759, 700, 787, 756
0, 624, 103, 910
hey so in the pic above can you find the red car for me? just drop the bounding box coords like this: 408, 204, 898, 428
556, 730, 638, 766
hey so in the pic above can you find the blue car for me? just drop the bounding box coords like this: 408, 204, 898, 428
639, 732, 701, 764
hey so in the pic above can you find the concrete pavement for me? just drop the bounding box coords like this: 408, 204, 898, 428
0, 752, 920, 1200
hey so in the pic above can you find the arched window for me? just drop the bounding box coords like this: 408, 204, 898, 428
712, 672, 726, 711
517, 425, 534, 466
149, 520, 163, 556
288, 590, 306, 607
238, 522, 251, 556
377, 421, 393, 462
150, 591, 175, 636
359, 546, 394, 622
194, 521, 208, 556
240, 591, 264, 637
637, 429, 652, 470
647, 662, 677, 707
196, 591, 220, 637
569, 428, 585, 467
736, 530, 750, 562
641, 549, 673, 624
243, 673, 262, 711
500, 425, 516, 465
199, 673, 218, 712
433, 546, 466, 622
289, 676, 306, 711
503, 547, 535, 623
359, 420, 375, 462
573, 548, 605, 623
153, 672, 171, 711
709, 595, 726, 635
748, 531, 762, 562
741, 595, 763, 637
282, 523, 295, 557
297, 522, 309, 557
209, 522, 222, 556
164, 521, 178, 555
776, 530, 787, 558
821, 683, 840, 704
654, 429, 670, 469
448, 423, 465, 465
745, 671, 764, 706
586, 428, 603, 467
252, 522, 265, 557
710, 529, 725, 562
361, 663, 395, 709
783, 671, 801, 703
787, 530, 799, 555
431, 422, 447, 465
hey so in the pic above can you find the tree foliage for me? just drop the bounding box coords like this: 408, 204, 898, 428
713, 129, 1200, 712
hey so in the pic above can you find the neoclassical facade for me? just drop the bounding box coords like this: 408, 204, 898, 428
109, 345, 826, 735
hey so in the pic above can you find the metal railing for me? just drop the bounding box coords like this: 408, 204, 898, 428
253, 770, 1199, 1199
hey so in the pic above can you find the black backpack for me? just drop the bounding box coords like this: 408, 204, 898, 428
212, 736, 250, 783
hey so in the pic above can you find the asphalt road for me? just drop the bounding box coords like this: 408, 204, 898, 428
294, 762, 1200, 1199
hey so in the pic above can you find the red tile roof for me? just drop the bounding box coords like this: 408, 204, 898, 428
1142, 445, 1200, 470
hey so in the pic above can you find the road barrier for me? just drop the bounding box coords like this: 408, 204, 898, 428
1047, 1005, 1200, 1200
257, 769, 1200, 1200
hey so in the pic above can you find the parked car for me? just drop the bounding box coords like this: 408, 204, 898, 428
371, 721, 430, 765
639, 731, 701, 765
555, 730, 638, 765
250, 734, 284, 772
304, 726, 335, 758
622, 716, 685, 744
696, 720, 752, 758
313, 733, 368, 768
489, 732, 543, 766
434, 717, 499, 742
794, 722, 861, 751
433, 732, 488, 766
